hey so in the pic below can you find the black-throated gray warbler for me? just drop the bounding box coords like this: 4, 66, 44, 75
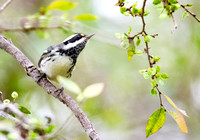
38, 33, 94, 81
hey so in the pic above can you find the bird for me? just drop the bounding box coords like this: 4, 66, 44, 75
38, 33, 94, 82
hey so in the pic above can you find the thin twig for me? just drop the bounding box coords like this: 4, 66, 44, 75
178, 2, 200, 23
140, 0, 153, 68
54, 114, 74, 136
0, 0, 13, 13
140, 0, 164, 107
0, 17, 71, 32
0, 103, 30, 125
155, 86, 163, 107
0, 35, 100, 140
52, 99, 87, 138
171, 13, 178, 29
141, 0, 147, 34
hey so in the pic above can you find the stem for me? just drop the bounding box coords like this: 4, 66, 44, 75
140, 0, 153, 68
141, 0, 147, 34
178, 2, 200, 23
156, 85, 163, 107
171, 13, 178, 29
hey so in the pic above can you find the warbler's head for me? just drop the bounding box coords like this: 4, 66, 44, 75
62, 33, 94, 54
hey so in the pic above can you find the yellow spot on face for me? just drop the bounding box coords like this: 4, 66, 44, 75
81, 34, 85, 36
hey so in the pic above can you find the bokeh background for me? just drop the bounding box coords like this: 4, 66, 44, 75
0, 0, 200, 140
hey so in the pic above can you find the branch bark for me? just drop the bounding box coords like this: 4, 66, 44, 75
0, 34, 100, 140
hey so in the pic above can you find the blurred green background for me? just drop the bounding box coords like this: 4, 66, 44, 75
0, 0, 200, 139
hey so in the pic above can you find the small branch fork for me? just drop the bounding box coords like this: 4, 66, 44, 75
0, 35, 100, 140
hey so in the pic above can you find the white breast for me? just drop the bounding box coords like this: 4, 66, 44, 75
40, 55, 73, 81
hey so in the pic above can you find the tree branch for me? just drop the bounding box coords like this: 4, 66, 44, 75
178, 2, 200, 23
0, 17, 71, 32
140, 0, 153, 68
0, 103, 30, 126
0, 0, 13, 13
0, 34, 100, 140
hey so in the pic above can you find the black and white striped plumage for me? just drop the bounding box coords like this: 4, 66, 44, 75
38, 33, 94, 81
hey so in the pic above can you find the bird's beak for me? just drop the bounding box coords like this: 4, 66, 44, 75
85, 33, 95, 40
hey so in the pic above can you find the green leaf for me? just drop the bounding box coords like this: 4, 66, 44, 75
47, 0, 77, 11
115, 33, 121, 39
132, 7, 139, 15
83, 83, 104, 99
185, 4, 193, 7
124, 33, 129, 37
135, 49, 143, 55
156, 74, 161, 80
146, 108, 166, 137
155, 3, 164, 10
136, 38, 141, 46
35, 30, 50, 39
168, 0, 177, 4
159, 10, 168, 19
74, 14, 98, 20
127, 48, 134, 61
153, 56, 160, 62
121, 35, 129, 48
181, 10, 189, 21
57, 76, 82, 95
151, 88, 157, 96
127, 40, 135, 61
45, 125, 55, 134
29, 131, 39, 138
144, 35, 153, 42
120, 7, 127, 14
120, 0, 125, 2
153, 0, 161, 5
144, 10, 150, 16
171, 4, 181, 11
158, 79, 164, 86
163, 94, 189, 117
148, 67, 156, 76
128, 26, 132, 33
156, 66, 161, 73
18, 106, 31, 114
132, 2, 138, 8
143, 72, 151, 79
151, 79, 157, 87
168, 111, 188, 133
115, 2, 120, 6
161, 73, 168, 79
138, 9, 143, 15
139, 69, 146, 74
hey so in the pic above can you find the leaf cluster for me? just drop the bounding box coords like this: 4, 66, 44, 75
115, 0, 191, 137
1, 92, 55, 140
21, 0, 97, 39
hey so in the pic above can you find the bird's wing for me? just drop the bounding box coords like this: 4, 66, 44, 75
38, 44, 62, 67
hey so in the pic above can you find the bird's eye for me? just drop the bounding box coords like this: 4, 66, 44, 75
81, 34, 85, 37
